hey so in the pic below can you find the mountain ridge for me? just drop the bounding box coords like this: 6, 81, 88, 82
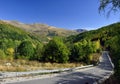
2, 20, 87, 41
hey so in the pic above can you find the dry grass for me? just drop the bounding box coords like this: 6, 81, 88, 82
92, 53, 101, 61
0, 53, 101, 72
0, 65, 26, 72
0, 60, 83, 72
40, 62, 83, 70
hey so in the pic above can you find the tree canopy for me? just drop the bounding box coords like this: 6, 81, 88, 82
43, 37, 70, 63
17, 41, 35, 60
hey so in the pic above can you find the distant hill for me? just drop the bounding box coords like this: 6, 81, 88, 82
75, 29, 87, 33
2, 20, 81, 41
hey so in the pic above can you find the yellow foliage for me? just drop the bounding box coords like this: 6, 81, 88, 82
6, 48, 14, 56
94, 40, 100, 50
89, 54, 93, 61
96, 40, 100, 49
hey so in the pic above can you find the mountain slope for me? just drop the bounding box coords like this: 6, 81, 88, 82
0, 20, 40, 44
69, 22, 120, 44
68, 22, 120, 82
3, 20, 79, 41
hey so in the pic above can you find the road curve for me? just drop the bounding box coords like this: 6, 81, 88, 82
7, 51, 114, 84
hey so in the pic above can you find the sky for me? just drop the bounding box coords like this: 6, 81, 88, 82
0, 0, 120, 30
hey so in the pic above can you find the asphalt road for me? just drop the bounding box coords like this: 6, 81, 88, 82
7, 51, 113, 84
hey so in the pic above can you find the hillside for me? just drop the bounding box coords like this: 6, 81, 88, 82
0, 21, 39, 41
2, 20, 79, 41
0, 20, 42, 61
68, 22, 120, 44
67, 22, 120, 82
0, 21, 38, 41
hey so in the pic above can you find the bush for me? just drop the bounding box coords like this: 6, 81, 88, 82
0, 49, 6, 59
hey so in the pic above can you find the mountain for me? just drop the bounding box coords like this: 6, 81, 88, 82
2, 20, 80, 41
75, 29, 87, 33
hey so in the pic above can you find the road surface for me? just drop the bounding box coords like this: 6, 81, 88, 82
7, 51, 113, 84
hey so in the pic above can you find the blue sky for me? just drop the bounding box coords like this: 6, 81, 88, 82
0, 0, 119, 30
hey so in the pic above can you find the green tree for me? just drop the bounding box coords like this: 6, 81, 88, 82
70, 40, 88, 62
17, 41, 35, 60
70, 40, 96, 63
33, 43, 43, 61
70, 42, 85, 62
43, 37, 70, 63
0, 41, 7, 51
0, 49, 6, 60
84, 41, 94, 64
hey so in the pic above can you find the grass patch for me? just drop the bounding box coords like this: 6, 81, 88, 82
0, 59, 83, 72
0, 53, 101, 72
